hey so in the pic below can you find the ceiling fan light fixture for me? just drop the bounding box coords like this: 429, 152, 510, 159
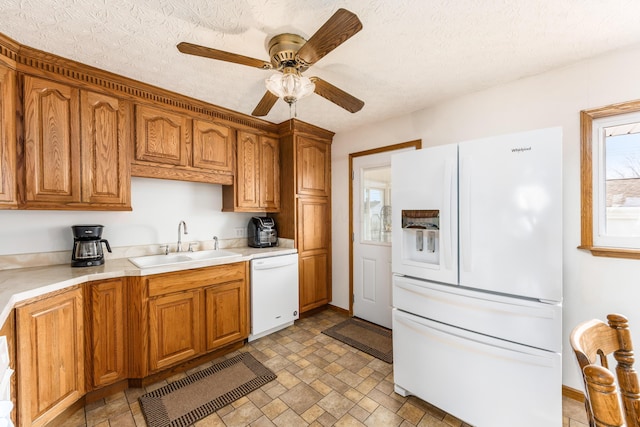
265, 67, 315, 105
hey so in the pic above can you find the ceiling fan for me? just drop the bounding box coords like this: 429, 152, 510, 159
177, 8, 364, 117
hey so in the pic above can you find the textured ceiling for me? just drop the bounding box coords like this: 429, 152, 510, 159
3, 0, 640, 133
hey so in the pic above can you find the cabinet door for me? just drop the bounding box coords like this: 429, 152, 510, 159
297, 197, 330, 253
204, 280, 248, 350
296, 136, 330, 197
236, 130, 260, 209
80, 91, 131, 207
135, 104, 189, 166
299, 253, 329, 312
0, 65, 16, 208
192, 119, 234, 173
17, 288, 84, 427
87, 278, 127, 389
259, 136, 280, 210
149, 290, 203, 371
23, 75, 81, 204
297, 197, 331, 313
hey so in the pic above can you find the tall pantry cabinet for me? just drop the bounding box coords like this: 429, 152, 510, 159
274, 120, 334, 314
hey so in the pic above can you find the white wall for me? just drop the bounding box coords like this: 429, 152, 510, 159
0, 177, 254, 255
331, 44, 640, 390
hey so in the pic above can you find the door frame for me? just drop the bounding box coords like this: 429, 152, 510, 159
348, 139, 422, 316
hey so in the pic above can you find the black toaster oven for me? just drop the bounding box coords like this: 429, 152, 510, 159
248, 216, 278, 248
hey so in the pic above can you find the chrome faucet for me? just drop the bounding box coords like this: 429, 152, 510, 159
177, 221, 188, 252
213, 236, 219, 250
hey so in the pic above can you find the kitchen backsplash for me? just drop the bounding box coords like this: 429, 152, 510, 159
0, 238, 294, 271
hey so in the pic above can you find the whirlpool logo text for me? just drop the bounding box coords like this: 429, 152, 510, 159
511, 146, 532, 153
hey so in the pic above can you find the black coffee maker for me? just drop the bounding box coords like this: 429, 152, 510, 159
71, 225, 112, 267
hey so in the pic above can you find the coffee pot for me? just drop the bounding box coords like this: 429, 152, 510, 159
71, 225, 112, 267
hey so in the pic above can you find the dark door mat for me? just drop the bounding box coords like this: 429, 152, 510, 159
322, 317, 393, 363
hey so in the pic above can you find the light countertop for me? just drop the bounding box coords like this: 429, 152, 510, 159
0, 246, 297, 327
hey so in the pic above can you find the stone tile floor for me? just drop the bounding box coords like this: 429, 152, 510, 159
60, 309, 589, 426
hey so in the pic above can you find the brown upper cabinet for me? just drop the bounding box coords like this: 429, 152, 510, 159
21, 75, 131, 210
296, 135, 331, 197
134, 104, 189, 167
2, 35, 337, 215
132, 104, 234, 185
222, 130, 280, 212
0, 63, 16, 208
192, 118, 234, 174
80, 91, 131, 207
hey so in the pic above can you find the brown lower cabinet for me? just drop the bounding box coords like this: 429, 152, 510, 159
12, 262, 249, 425
129, 262, 249, 378
299, 252, 329, 312
85, 278, 127, 390
205, 279, 247, 350
149, 289, 203, 371
16, 287, 85, 427
146, 273, 247, 371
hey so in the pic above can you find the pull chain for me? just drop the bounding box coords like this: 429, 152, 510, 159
288, 101, 299, 119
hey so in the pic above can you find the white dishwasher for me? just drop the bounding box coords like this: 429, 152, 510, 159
249, 253, 299, 341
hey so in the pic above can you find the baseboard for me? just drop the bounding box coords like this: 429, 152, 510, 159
47, 398, 86, 427
129, 340, 244, 388
327, 304, 349, 316
563, 385, 585, 403
85, 379, 128, 404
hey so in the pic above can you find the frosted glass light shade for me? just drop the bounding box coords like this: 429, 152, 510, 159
265, 68, 315, 105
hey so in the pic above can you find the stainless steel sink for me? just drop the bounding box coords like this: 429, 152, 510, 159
129, 249, 241, 268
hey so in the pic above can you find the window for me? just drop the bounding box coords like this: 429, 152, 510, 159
361, 166, 391, 243
581, 100, 640, 258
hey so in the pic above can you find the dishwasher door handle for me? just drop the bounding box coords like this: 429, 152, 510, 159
252, 254, 298, 270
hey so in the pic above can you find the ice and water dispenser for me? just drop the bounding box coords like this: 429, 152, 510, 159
401, 210, 440, 266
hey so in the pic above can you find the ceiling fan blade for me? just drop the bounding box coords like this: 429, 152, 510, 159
310, 77, 364, 113
296, 8, 363, 66
252, 91, 279, 116
177, 42, 272, 69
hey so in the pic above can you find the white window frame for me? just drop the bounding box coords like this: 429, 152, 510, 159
592, 112, 640, 249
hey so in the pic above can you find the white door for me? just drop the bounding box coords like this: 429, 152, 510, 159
352, 148, 414, 328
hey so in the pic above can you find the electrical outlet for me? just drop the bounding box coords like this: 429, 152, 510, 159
234, 227, 246, 237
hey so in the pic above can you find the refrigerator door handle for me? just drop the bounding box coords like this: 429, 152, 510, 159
444, 159, 454, 269
394, 279, 558, 319
460, 154, 471, 273
395, 312, 556, 368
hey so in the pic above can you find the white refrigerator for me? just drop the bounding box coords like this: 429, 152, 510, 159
391, 127, 563, 427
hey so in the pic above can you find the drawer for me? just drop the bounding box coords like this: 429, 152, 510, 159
393, 309, 561, 427
147, 262, 246, 297
392, 274, 562, 352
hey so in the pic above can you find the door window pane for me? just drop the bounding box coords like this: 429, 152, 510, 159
361, 166, 391, 243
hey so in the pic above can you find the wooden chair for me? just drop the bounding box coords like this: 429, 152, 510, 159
570, 314, 640, 427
